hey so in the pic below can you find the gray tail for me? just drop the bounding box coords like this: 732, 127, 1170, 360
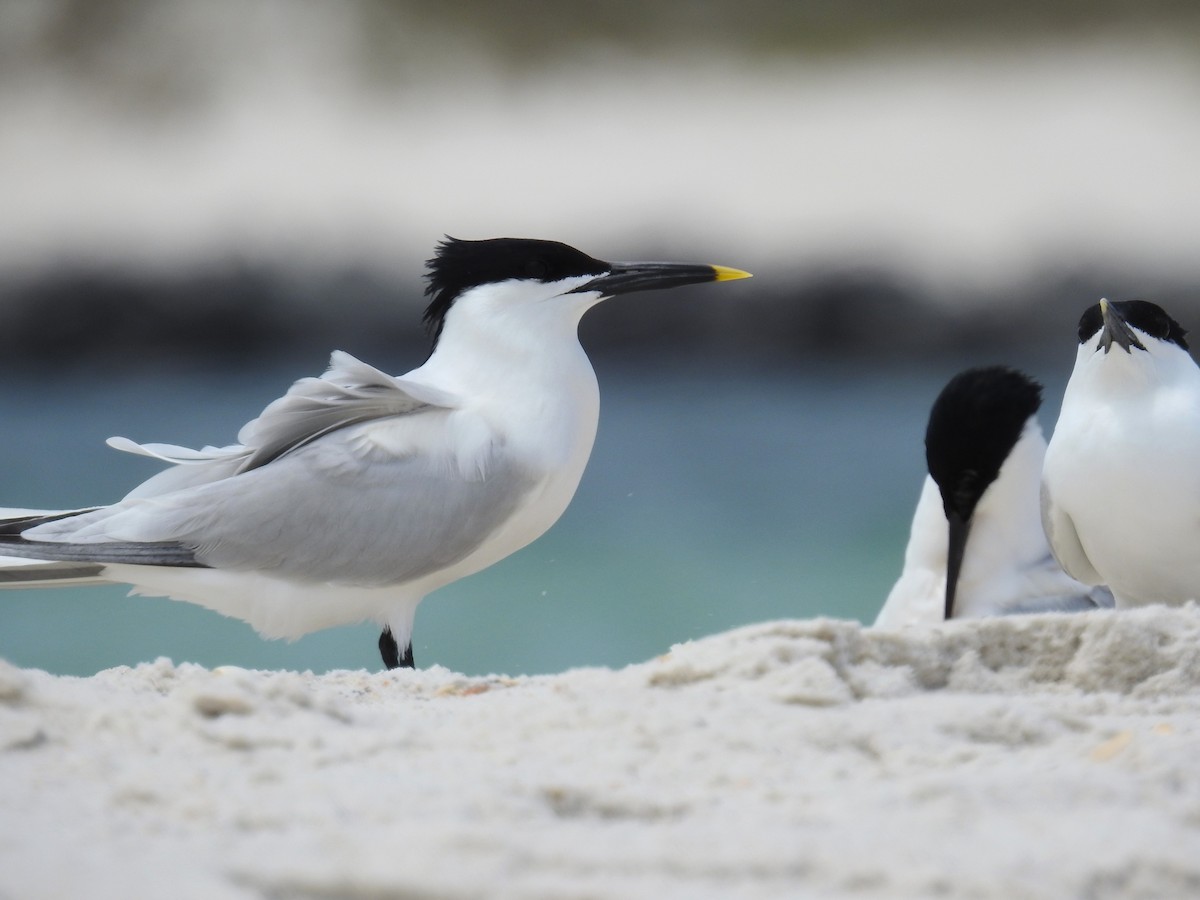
0, 508, 103, 587
0, 557, 108, 587
0, 506, 200, 588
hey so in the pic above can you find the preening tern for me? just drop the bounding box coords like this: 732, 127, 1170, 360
876, 365, 1111, 628
0, 237, 750, 669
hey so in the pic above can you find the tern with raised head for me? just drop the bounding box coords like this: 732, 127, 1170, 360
1042, 298, 1200, 608
876, 365, 1111, 628
0, 237, 750, 669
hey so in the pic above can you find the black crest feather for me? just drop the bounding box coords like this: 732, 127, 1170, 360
421, 237, 608, 342
1077, 299, 1189, 351
925, 366, 1042, 522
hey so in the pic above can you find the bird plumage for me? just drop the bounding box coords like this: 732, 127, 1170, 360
877, 366, 1111, 628
1042, 298, 1200, 608
0, 237, 750, 668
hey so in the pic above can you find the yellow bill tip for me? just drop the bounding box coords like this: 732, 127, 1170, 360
711, 265, 753, 282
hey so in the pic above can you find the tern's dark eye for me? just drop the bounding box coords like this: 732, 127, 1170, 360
1146, 310, 1171, 339
1123, 303, 1168, 339
524, 259, 549, 280
1121, 299, 1191, 350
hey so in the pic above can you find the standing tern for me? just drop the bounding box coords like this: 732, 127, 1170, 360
876, 365, 1111, 628
1042, 298, 1200, 608
0, 237, 750, 669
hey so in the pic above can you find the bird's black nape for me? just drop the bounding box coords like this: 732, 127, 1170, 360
379, 627, 414, 670
421, 237, 609, 342
925, 366, 1042, 525
1077, 299, 1189, 351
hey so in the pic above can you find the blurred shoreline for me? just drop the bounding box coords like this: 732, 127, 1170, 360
1, 256, 1197, 373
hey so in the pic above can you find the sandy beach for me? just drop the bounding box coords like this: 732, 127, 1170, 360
3, 606, 1200, 898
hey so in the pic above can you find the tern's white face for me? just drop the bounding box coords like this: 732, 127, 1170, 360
1071, 299, 1198, 397
440, 275, 609, 349
485, 274, 609, 310
1074, 323, 1197, 396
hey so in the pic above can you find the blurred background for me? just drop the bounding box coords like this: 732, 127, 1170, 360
0, 0, 1198, 675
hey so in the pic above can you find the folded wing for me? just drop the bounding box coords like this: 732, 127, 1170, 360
0, 352, 535, 587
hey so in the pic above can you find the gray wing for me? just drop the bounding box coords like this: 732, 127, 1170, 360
1003, 579, 1115, 615
197, 438, 536, 584
31, 425, 538, 584
11, 352, 540, 581
233, 351, 458, 472
1040, 481, 1103, 586
109, 351, 458, 500
20, 353, 540, 583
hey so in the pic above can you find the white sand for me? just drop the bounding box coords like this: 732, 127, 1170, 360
4, 608, 1200, 898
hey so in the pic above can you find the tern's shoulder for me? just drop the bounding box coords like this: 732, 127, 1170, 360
234, 351, 463, 471
109, 352, 469, 500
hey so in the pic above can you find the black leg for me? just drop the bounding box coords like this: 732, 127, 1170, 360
379, 627, 415, 670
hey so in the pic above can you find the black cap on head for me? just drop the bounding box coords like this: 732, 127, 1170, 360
422, 237, 609, 339
925, 366, 1043, 523
1077, 299, 1189, 353
927, 366, 1042, 620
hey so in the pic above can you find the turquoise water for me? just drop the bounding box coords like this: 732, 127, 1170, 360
0, 358, 1043, 676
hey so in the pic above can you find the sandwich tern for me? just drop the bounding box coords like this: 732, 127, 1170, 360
1042, 298, 1200, 608
876, 365, 1111, 628
0, 237, 750, 669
